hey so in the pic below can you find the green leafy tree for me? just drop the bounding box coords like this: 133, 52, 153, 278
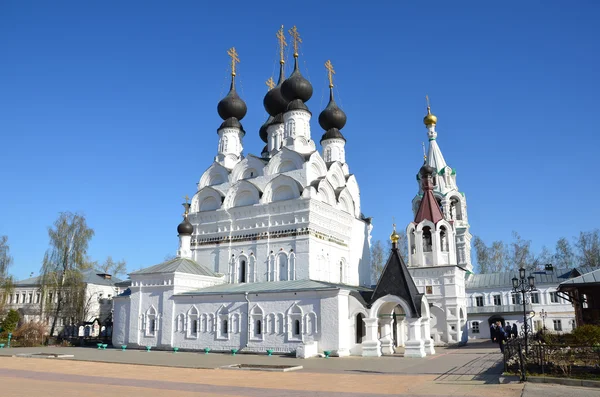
40, 212, 94, 337
1, 309, 20, 333
0, 236, 14, 316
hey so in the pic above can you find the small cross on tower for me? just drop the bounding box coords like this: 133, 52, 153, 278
325, 60, 335, 88
276, 25, 287, 64
266, 77, 275, 90
227, 47, 240, 76
426, 95, 431, 110
288, 26, 302, 57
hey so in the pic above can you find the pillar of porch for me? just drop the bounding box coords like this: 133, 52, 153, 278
361, 317, 381, 357
421, 319, 435, 355
404, 317, 426, 358
379, 317, 395, 355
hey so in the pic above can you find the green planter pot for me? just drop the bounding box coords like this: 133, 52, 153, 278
0, 344, 5, 349
266, 349, 273, 356
97, 343, 103, 349
146, 346, 152, 352
323, 350, 332, 358
231, 349, 238, 356
173, 347, 179, 353
204, 348, 210, 354
102, 344, 108, 350
121, 345, 127, 351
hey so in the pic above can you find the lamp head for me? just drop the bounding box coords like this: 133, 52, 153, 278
528, 275, 535, 288
519, 267, 526, 279
512, 276, 519, 289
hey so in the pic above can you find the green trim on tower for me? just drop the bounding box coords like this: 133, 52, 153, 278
451, 168, 456, 175
428, 138, 436, 141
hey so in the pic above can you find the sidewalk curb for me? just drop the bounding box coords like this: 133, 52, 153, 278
527, 375, 600, 388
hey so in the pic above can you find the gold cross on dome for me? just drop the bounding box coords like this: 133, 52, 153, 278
422, 142, 427, 161
392, 217, 396, 231
288, 25, 302, 57
426, 95, 431, 109
325, 60, 335, 88
184, 195, 190, 204
276, 25, 287, 63
227, 47, 240, 76
266, 76, 275, 90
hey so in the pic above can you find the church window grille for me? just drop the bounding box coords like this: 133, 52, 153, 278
475, 296, 484, 307
472, 322, 480, 333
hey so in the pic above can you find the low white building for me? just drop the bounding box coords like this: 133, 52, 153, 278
6, 269, 122, 335
465, 266, 596, 340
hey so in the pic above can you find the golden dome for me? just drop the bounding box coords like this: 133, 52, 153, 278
390, 228, 400, 244
423, 106, 437, 126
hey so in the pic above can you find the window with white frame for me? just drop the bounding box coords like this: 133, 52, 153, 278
250, 305, 264, 340
145, 307, 157, 337
187, 306, 199, 338
217, 307, 229, 339
287, 304, 303, 341
553, 319, 562, 331
35, 293, 40, 304
475, 296, 484, 307
472, 322, 480, 333
550, 292, 559, 303
512, 293, 522, 305
493, 295, 502, 306
530, 293, 539, 304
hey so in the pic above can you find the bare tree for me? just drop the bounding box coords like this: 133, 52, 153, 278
97, 256, 127, 278
508, 232, 536, 271
370, 240, 386, 284
473, 236, 509, 273
576, 229, 600, 268
40, 212, 94, 337
0, 236, 14, 316
555, 237, 575, 268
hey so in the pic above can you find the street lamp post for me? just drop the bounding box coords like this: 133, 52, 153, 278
512, 267, 536, 355
540, 309, 547, 333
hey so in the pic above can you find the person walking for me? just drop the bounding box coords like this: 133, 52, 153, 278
490, 322, 497, 342
504, 322, 512, 339
511, 323, 518, 338
492, 321, 506, 353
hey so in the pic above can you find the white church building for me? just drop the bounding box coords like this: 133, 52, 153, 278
111, 28, 469, 357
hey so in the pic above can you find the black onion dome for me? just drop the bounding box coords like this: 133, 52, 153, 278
259, 115, 273, 143
261, 144, 269, 157
263, 64, 289, 116
271, 113, 284, 124
419, 163, 436, 178
218, 117, 245, 135
318, 89, 347, 130
217, 77, 247, 121
281, 58, 313, 102
286, 99, 310, 112
320, 128, 346, 143
177, 218, 194, 235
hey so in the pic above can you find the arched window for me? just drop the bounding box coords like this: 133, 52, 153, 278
422, 226, 433, 252
440, 226, 449, 252
278, 253, 288, 281
356, 313, 365, 343
436, 197, 444, 216
238, 259, 246, 283
409, 229, 416, 254
255, 320, 262, 335
450, 197, 463, 221
294, 319, 301, 336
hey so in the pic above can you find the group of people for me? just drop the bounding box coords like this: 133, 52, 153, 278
490, 320, 518, 352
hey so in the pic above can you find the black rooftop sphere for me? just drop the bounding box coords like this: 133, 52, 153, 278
318, 93, 346, 131
177, 219, 194, 235
419, 163, 436, 178
259, 116, 273, 143
263, 86, 289, 116
217, 83, 247, 121
281, 61, 313, 103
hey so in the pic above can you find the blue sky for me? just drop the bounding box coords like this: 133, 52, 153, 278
1, 1, 599, 279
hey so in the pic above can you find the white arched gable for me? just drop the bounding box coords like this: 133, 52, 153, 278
326, 162, 346, 189
192, 187, 224, 212
435, 219, 454, 233
317, 179, 336, 206
336, 187, 355, 215
286, 302, 303, 316
264, 148, 305, 176
250, 304, 264, 316
369, 294, 415, 319
146, 305, 157, 315
416, 219, 436, 232
198, 162, 230, 188
223, 180, 262, 209
187, 305, 199, 315
344, 175, 361, 217
261, 175, 302, 203
304, 151, 327, 181
230, 155, 266, 183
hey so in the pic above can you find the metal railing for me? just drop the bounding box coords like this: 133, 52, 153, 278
467, 304, 531, 315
